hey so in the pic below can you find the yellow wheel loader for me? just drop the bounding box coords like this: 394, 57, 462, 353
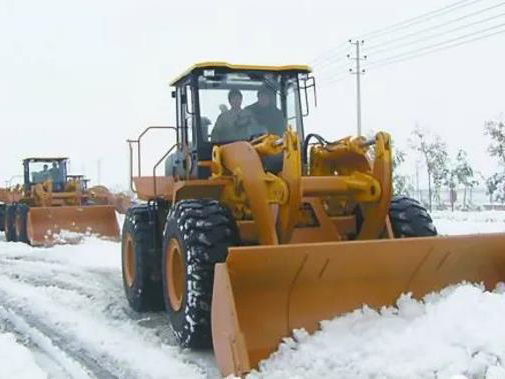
122, 62, 505, 377
1, 157, 119, 246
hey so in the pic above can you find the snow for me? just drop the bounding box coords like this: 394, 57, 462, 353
249, 284, 505, 379
1, 210, 505, 378
0, 332, 47, 379
249, 211, 505, 379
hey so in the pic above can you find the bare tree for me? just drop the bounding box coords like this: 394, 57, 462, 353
410, 126, 449, 211
484, 119, 505, 203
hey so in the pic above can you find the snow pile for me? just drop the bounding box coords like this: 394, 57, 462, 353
250, 284, 505, 379
432, 210, 505, 235
0, 235, 120, 269
0, 332, 47, 379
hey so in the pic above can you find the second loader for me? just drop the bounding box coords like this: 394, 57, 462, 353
121, 62, 505, 377
1, 157, 119, 246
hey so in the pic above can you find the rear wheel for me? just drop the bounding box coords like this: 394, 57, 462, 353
15, 204, 30, 244
389, 196, 437, 237
162, 199, 240, 348
121, 205, 164, 312
5, 204, 17, 242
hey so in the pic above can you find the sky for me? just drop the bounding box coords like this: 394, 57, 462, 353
1, 0, 504, 190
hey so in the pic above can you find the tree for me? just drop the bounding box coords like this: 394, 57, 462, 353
392, 147, 415, 196
484, 119, 505, 203
485, 120, 505, 164
453, 149, 477, 209
410, 126, 449, 211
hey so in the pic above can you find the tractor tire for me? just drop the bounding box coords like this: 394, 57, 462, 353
15, 204, 30, 244
0, 204, 5, 232
389, 195, 437, 237
4, 204, 17, 242
162, 199, 240, 348
121, 205, 164, 312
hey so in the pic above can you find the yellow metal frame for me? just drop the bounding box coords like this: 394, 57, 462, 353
170, 61, 312, 85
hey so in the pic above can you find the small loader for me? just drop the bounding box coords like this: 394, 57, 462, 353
0, 157, 119, 246
122, 62, 505, 377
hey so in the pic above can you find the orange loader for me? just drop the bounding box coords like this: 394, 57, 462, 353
0, 157, 119, 246
121, 62, 505, 377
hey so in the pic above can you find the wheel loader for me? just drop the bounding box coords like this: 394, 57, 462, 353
1, 157, 119, 246
122, 62, 505, 377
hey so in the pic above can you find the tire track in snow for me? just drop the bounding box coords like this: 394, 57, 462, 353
0, 305, 97, 379
0, 239, 213, 378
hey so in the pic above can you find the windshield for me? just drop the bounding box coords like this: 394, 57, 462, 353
29, 161, 65, 184
198, 71, 303, 144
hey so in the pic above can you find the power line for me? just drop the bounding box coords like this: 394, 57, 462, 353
357, 0, 485, 41
311, 0, 489, 73
310, 41, 349, 66
367, 24, 505, 70
366, 0, 505, 52
368, 9, 505, 56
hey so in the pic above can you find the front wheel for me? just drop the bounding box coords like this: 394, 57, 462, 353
5, 204, 17, 242
15, 204, 30, 244
162, 199, 240, 348
389, 196, 437, 237
0, 204, 5, 232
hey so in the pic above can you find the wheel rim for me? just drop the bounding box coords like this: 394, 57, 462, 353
166, 238, 185, 312
124, 235, 135, 287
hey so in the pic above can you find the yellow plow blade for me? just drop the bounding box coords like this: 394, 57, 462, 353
212, 234, 505, 376
27, 205, 120, 246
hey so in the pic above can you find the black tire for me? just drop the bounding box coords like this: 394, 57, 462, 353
5, 204, 17, 242
15, 204, 30, 244
0, 204, 5, 232
162, 199, 240, 348
121, 205, 164, 312
389, 195, 437, 237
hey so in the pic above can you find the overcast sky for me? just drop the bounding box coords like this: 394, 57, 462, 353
1, 0, 504, 189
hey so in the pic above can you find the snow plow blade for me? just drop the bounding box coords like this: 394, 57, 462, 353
212, 233, 505, 376
27, 205, 120, 246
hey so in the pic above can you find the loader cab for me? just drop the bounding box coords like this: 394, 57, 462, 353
23, 157, 68, 193
167, 62, 315, 179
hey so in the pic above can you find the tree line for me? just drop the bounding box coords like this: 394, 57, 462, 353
391, 119, 505, 211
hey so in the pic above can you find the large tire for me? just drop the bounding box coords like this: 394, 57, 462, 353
162, 199, 240, 348
389, 196, 437, 237
0, 204, 5, 232
15, 204, 30, 244
121, 205, 164, 312
4, 204, 17, 242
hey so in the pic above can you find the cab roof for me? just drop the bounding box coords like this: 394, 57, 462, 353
23, 157, 69, 163
170, 61, 312, 86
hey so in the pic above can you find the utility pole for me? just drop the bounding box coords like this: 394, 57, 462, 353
348, 40, 366, 136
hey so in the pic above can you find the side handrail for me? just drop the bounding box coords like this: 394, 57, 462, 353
127, 126, 177, 193
152, 143, 180, 198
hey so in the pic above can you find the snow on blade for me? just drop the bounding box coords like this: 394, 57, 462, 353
249, 284, 505, 379
0, 331, 47, 379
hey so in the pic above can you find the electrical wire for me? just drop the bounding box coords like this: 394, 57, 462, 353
367, 24, 505, 70
368, 10, 505, 56
357, 0, 486, 41
366, 1, 505, 53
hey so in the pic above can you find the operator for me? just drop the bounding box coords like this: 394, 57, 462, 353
40, 164, 50, 182
243, 86, 286, 136
211, 89, 244, 142
49, 162, 62, 190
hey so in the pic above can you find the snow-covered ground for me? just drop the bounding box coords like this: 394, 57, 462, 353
1, 211, 505, 378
